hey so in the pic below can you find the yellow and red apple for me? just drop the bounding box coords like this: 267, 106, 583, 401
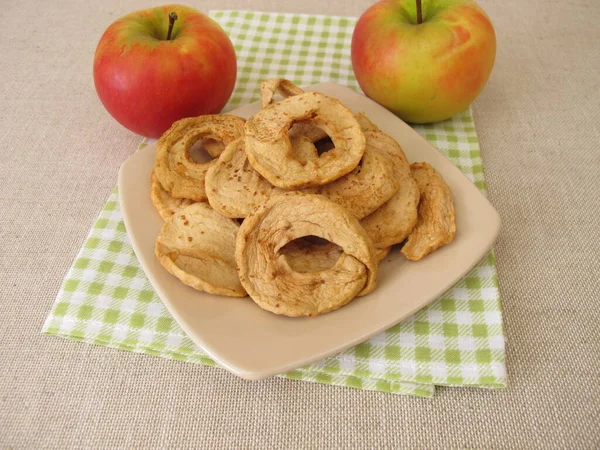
94, 4, 237, 138
351, 0, 496, 123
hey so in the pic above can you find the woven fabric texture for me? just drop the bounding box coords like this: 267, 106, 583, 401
1, 0, 599, 447
43, 10, 505, 398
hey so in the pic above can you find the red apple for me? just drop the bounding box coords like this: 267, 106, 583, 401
351, 0, 496, 123
94, 4, 237, 138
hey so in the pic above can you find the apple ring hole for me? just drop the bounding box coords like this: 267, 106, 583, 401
279, 235, 343, 273
300, 235, 331, 246
289, 117, 337, 162
353, 157, 364, 175
315, 136, 335, 156
188, 137, 224, 164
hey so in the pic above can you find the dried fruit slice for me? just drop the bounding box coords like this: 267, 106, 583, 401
245, 92, 366, 189
259, 80, 382, 168
154, 115, 246, 201
316, 134, 399, 219
260, 80, 380, 133
155, 203, 246, 297
260, 79, 329, 143
150, 171, 195, 221
361, 132, 419, 248
401, 163, 456, 261
354, 112, 380, 132
206, 138, 283, 218
236, 193, 377, 317
374, 246, 391, 263
260, 78, 306, 108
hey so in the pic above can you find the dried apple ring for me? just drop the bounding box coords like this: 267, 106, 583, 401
206, 137, 321, 219
154, 115, 246, 202
245, 92, 366, 189
401, 163, 456, 261
354, 112, 380, 132
365, 130, 409, 166
316, 135, 399, 219
150, 171, 195, 221
236, 192, 378, 317
260, 78, 306, 108
155, 203, 246, 297
260, 79, 328, 143
206, 138, 283, 218
374, 246, 391, 263
260, 79, 379, 142
290, 112, 380, 163
361, 131, 419, 248
260, 80, 381, 164
292, 112, 379, 145
261, 79, 329, 145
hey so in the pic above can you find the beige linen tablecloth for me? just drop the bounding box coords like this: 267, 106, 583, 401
1, 0, 598, 447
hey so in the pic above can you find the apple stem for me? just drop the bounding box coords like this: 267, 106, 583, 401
166, 12, 178, 40
416, 0, 422, 24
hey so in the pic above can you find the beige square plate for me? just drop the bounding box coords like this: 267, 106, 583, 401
118, 82, 500, 380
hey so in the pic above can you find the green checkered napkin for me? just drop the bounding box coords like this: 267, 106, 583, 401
43, 11, 506, 397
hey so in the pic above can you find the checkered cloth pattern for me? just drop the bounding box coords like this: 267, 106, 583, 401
43, 10, 506, 397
